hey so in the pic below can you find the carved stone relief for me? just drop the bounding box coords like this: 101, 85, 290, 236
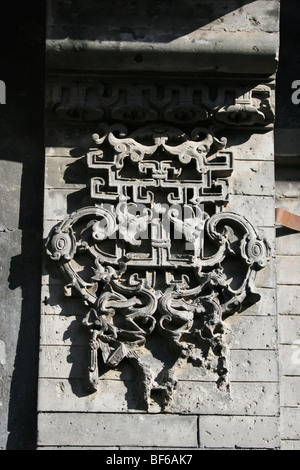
46, 119, 271, 410
46, 80, 275, 127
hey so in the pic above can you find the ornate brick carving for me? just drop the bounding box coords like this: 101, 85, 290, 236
46, 121, 270, 410
46, 80, 275, 127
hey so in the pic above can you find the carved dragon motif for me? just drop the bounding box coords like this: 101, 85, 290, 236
46, 123, 270, 409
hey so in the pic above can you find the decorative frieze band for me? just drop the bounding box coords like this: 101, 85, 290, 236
46, 79, 275, 127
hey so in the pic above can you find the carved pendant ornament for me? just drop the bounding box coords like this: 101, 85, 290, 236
46, 123, 270, 409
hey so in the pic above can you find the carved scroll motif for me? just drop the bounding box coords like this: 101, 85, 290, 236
46, 123, 270, 409
46, 81, 275, 126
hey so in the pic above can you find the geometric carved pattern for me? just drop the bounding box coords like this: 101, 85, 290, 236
46, 80, 275, 127
46, 122, 270, 410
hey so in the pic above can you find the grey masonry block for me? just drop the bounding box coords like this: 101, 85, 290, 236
281, 441, 300, 451
237, 287, 276, 316
226, 195, 275, 227
279, 315, 300, 344
280, 376, 300, 407
226, 315, 277, 349
229, 350, 278, 382
38, 378, 279, 417
39, 346, 279, 383
169, 382, 278, 416
45, 156, 88, 190
277, 256, 300, 285
226, 129, 274, 161
38, 413, 198, 447
278, 285, 300, 314
43, 187, 91, 221
279, 345, 300, 376
280, 408, 300, 441
276, 231, 300, 256
229, 160, 275, 197
38, 378, 140, 413
199, 415, 280, 449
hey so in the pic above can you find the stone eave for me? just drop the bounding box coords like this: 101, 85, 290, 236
46, 30, 279, 77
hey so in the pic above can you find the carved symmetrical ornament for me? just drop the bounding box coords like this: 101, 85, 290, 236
46, 80, 275, 126
46, 121, 270, 409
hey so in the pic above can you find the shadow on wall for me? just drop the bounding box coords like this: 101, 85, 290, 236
47, 0, 261, 42
0, 2, 45, 450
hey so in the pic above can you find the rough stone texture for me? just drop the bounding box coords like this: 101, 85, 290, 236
199, 416, 280, 449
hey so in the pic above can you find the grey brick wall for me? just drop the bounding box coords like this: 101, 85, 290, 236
275, 130, 300, 450
37, 0, 282, 450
